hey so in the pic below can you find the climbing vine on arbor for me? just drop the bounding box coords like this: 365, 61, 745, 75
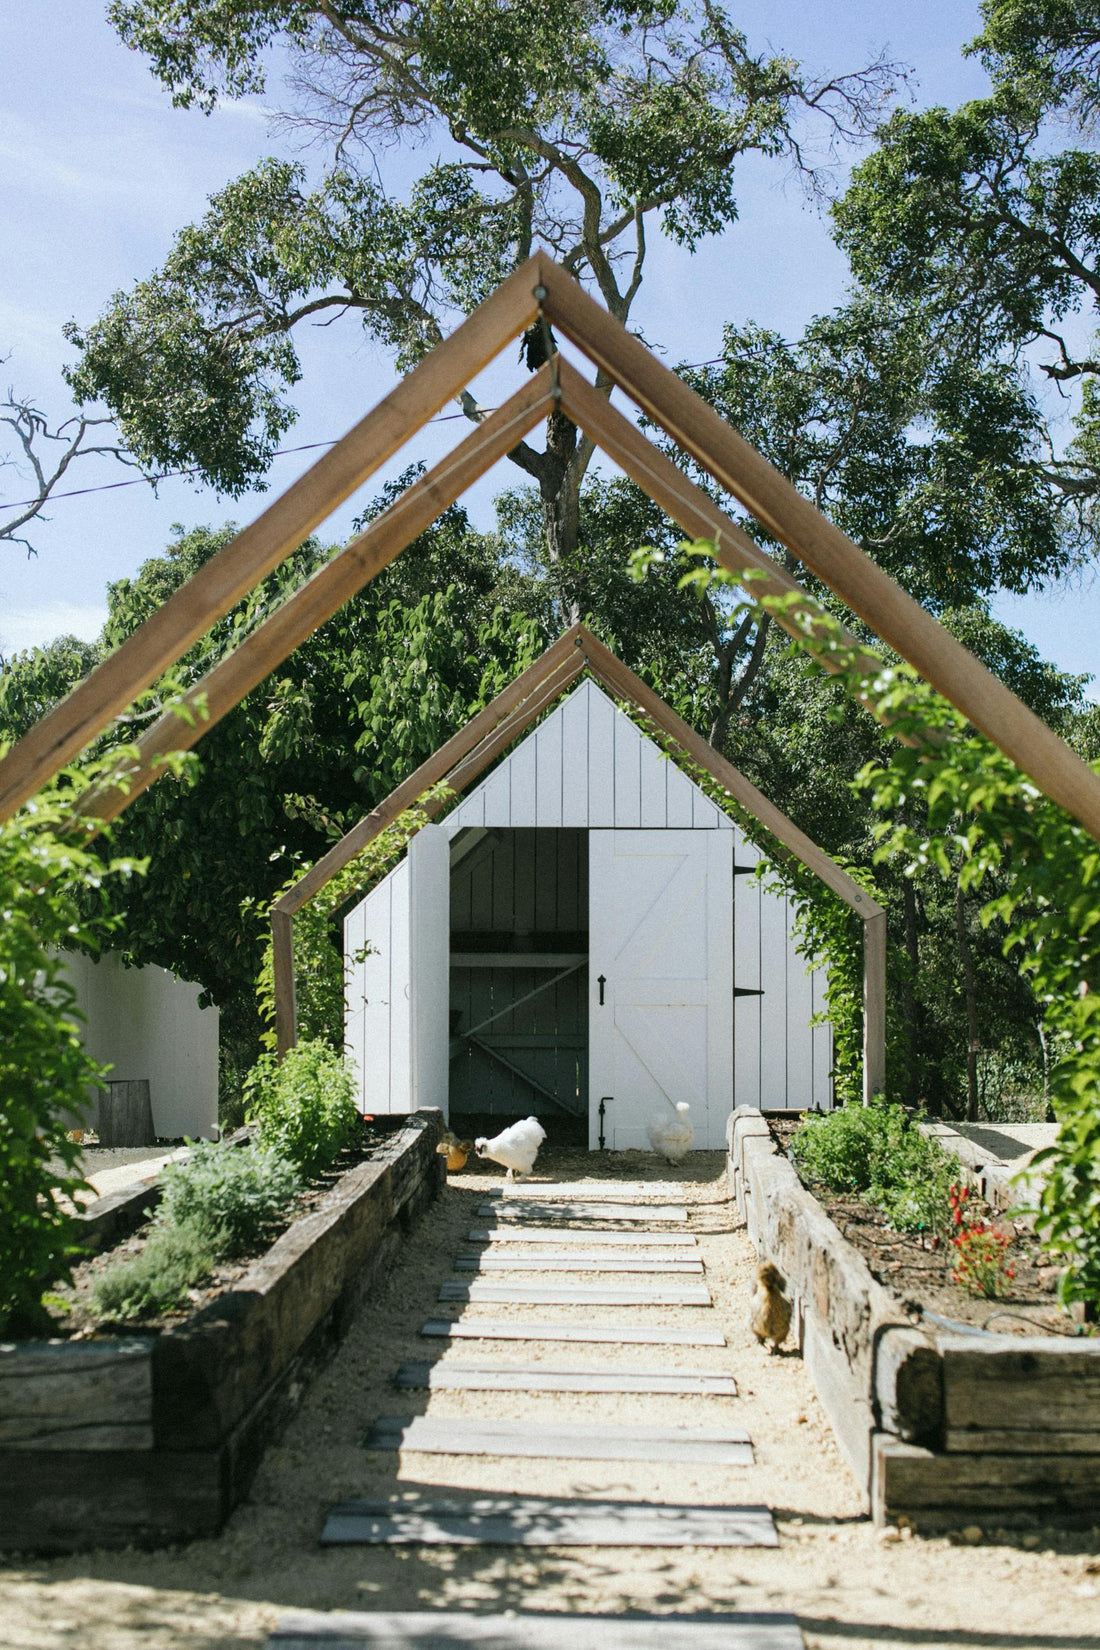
255, 787, 452, 1051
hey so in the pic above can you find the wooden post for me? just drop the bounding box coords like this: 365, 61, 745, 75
0, 258, 546, 823
74, 369, 557, 824
863, 910, 887, 1105
272, 908, 297, 1059
541, 261, 1100, 844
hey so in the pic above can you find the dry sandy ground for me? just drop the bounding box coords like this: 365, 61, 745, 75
3, 1148, 1099, 1650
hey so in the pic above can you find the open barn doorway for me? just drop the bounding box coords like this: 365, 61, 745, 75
448, 827, 588, 1131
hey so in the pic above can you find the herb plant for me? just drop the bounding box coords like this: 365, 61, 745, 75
157, 1141, 301, 1257
244, 1039, 360, 1176
90, 1219, 217, 1322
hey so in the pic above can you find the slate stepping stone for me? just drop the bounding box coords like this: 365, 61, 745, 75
394, 1360, 737, 1396
483, 1183, 684, 1200
452, 1254, 705, 1274
481, 1201, 688, 1222
419, 1319, 726, 1347
467, 1227, 697, 1247
364, 1415, 752, 1464
439, 1282, 712, 1307
321, 1494, 779, 1549
268, 1609, 803, 1649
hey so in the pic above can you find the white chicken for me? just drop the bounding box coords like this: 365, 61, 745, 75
647, 1101, 694, 1164
475, 1115, 547, 1180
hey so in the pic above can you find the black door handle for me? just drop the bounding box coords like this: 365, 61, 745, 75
597, 974, 606, 1005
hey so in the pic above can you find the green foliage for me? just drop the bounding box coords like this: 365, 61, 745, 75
255, 791, 447, 1051
834, 0, 1100, 520
675, 304, 1069, 608
244, 1039, 359, 1176
759, 585, 1100, 1307
157, 1141, 301, 1258
790, 1100, 899, 1193
0, 513, 547, 1094
90, 1219, 216, 1322
792, 1099, 959, 1238
0, 759, 147, 1334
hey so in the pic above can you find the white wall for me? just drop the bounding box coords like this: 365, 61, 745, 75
60, 951, 219, 1139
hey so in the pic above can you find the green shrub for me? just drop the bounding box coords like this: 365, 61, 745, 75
792, 1099, 960, 1237
0, 758, 148, 1334
244, 1039, 359, 1177
790, 1101, 900, 1193
158, 1142, 301, 1258
90, 1221, 216, 1322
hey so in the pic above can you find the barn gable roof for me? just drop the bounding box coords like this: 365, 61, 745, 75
441, 677, 733, 835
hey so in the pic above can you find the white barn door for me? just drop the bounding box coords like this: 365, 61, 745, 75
409, 823, 450, 1117
588, 830, 733, 1151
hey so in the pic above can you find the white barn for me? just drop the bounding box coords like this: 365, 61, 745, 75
343, 677, 831, 1151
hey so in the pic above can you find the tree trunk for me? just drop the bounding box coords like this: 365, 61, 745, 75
955, 881, 980, 1121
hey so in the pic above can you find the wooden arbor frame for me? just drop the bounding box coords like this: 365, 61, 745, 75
274, 623, 887, 1102
1, 251, 1098, 1100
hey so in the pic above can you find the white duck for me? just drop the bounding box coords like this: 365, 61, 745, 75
647, 1101, 694, 1164
475, 1116, 547, 1180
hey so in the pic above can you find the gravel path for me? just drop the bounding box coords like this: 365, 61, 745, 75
2, 1146, 1098, 1650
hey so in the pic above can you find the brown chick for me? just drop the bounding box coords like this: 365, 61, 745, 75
749, 1261, 793, 1353
435, 1130, 475, 1173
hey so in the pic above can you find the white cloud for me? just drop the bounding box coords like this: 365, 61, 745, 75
0, 601, 107, 656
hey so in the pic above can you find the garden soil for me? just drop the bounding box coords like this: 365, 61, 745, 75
2, 1146, 1098, 1650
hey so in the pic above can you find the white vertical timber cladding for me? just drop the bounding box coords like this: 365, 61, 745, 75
509, 730, 538, 828
586, 682, 616, 827
560, 686, 589, 826
613, 703, 642, 827
811, 970, 834, 1110
389, 860, 412, 1108
785, 892, 814, 1107
588, 829, 733, 1150
349, 678, 836, 1123
757, 878, 789, 1109
732, 831, 762, 1109
535, 707, 564, 827
409, 825, 450, 1117
342, 892, 366, 1102
639, 737, 666, 828
344, 863, 410, 1114
665, 756, 695, 828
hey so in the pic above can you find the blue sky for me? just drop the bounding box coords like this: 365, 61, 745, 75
1, 1, 1097, 696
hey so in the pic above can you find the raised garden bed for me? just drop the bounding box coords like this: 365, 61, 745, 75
0, 1109, 445, 1553
728, 1105, 1100, 1530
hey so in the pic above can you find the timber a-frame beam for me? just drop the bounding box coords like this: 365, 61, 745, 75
0, 263, 544, 820
5, 249, 1100, 846
535, 261, 1100, 839
274, 624, 887, 1102
74, 367, 559, 822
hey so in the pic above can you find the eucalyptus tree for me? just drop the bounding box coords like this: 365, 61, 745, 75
0, 367, 132, 556
67, 0, 899, 614
833, 0, 1100, 534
